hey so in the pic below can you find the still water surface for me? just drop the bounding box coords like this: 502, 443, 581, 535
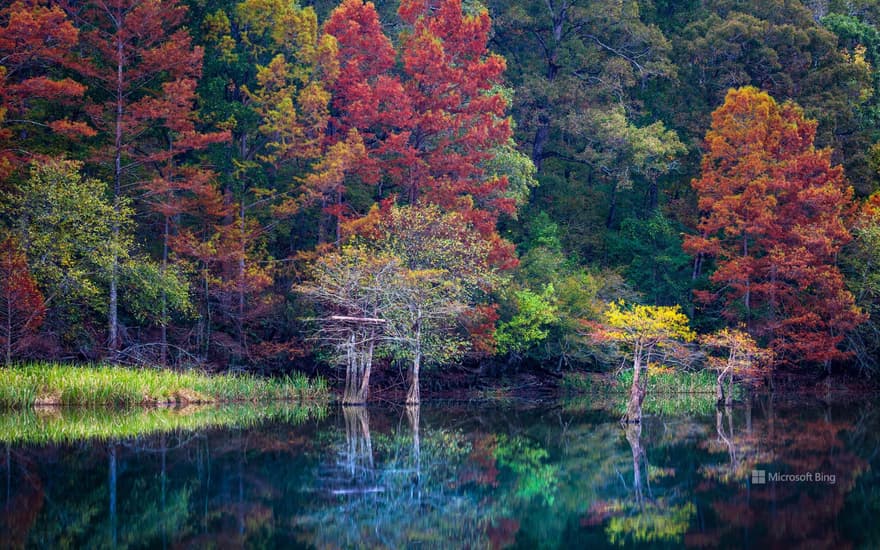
1, 394, 878, 548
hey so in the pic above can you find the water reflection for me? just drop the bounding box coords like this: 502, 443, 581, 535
1, 395, 879, 548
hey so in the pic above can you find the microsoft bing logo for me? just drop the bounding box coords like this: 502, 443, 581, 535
752, 470, 766, 484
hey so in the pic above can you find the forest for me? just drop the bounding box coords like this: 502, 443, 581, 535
3, 0, 880, 402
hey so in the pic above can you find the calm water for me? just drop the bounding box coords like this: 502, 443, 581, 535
2, 394, 879, 549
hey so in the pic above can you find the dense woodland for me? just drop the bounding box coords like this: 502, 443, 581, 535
3, 0, 880, 390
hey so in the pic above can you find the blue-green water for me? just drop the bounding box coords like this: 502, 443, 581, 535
2, 394, 878, 548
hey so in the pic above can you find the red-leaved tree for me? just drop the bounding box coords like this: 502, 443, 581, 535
0, 0, 92, 182
325, 0, 516, 269
0, 237, 46, 364
684, 86, 864, 367
60, 0, 228, 352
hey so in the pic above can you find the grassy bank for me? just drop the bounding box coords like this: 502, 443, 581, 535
0, 403, 328, 445
0, 363, 328, 409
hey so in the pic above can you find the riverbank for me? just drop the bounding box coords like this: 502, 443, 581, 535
0, 363, 328, 408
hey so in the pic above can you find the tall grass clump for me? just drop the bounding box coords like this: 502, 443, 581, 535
618, 369, 720, 395
0, 363, 328, 409
0, 403, 328, 445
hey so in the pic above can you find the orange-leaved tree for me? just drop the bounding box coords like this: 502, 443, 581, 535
701, 327, 770, 405
60, 0, 228, 352
684, 86, 864, 368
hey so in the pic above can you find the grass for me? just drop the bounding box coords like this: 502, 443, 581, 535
617, 369, 721, 395
0, 403, 328, 445
563, 369, 724, 395
0, 363, 328, 409
560, 372, 618, 394
562, 368, 735, 417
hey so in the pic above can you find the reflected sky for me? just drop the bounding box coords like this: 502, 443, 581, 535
1, 394, 879, 549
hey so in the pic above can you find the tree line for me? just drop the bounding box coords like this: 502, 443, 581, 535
2, 0, 880, 391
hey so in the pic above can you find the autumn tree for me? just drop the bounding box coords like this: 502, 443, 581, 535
60, 0, 224, 352
593, 301, 695, 422
326, 0, 519, 268
701, 327, 769, 405
0, 0, 91, 183
684, 87, 864, 367
296, 244, 394, 404
361, 202, 500, 404
0, 236, 45, 363
301, 201, 501, 404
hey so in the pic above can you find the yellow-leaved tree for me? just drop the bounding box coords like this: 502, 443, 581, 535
594, 301, 695, 422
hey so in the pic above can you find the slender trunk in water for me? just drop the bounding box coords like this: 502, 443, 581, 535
625, 342, 644, 423
406, 319, 422, 405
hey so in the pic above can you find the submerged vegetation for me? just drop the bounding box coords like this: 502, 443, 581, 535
0, 363, 327, 409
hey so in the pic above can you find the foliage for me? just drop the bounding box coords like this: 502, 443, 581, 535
842, 192, 880, 373
607, 212, 693, 307
0, 236, 45, 363
684, 87, 864, 367
496, 284, 559, 355
597, 301, 696, 352
0, 0, 89, 182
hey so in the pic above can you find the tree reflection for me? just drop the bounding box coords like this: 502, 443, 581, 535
0, 398, 878, 548
687, 396, 871, 548
581, 415, 696, 547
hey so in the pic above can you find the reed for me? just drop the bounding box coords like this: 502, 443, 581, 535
0, 363, 328, 409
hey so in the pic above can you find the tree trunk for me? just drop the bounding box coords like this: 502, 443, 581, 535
532, 122, 550, 172
343, 331, 356, 405
108, 29, 124, 354
406, 320, 422, 405
160, 216, 169, 366
407, 350, 421, 405
357, 332, 374, 403
646, 178, 659, 213
624, 342, 644, 423
605, 180, 618, 228
238, 202, 246, 361
5, 296, 11, 365
727, 371, 734, 405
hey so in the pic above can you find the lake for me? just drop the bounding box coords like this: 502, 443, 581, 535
1, 394, 878, 548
